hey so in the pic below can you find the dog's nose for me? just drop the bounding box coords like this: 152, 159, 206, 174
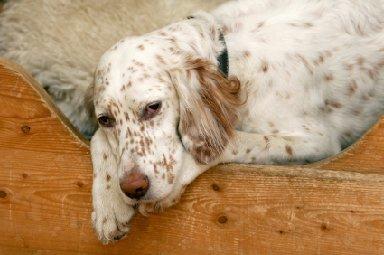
119, 171, 149, 199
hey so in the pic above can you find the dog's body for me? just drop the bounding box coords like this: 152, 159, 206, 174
91, 0, 384, 243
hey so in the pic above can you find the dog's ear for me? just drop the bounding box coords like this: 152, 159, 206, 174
170, 56, 243, 164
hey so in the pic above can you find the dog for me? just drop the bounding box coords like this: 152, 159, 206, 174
90, 0, 384, 243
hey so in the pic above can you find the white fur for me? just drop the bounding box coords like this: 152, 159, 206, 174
92, 0, 384, 243
0, 0, 225, 137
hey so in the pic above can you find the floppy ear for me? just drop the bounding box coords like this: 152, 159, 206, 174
170, 57, 243, 164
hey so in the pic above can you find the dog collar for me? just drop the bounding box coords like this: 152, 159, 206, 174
217, 30, 229, 77
187, 16, 229, 77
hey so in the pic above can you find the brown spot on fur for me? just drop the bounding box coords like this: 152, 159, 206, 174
304, 22, 313, 28
348, 80, 358, 96
285, 145, 293, 156
324, 73, 333, 82
368, 69, 379, 80
156, 54, 166, 64
357, 57, 365, 66
243, 51, 251, 58
103, 153, 108, 160
260, 60, 269, 73
314, 55, 324, 66
325, 99, 342, 108
246, 148, 251, 154
352, 109, 361, 116
137, 44, 145, 50
272, 129, 279, 134
297, 54, 313, 74
106, 174, 111, 182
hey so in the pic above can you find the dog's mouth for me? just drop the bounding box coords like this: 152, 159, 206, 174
122, 188, 168, 205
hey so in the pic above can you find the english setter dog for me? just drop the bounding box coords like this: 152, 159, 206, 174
90, 0, 384, 243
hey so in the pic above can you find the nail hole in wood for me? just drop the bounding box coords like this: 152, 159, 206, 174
21, 125, 31, 134
76, 181, 84, 188
321, 223, 330, 231
0, 190, 7, 198
211, 183, 220, 191
218, 215, 228, 224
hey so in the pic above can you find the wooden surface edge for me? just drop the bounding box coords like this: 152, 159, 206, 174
0, 58, 90, 148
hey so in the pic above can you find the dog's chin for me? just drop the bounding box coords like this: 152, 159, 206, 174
140, 191, 170, 204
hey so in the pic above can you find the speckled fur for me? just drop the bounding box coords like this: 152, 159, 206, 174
91, 0, 384, 243
0, 0, 225, 137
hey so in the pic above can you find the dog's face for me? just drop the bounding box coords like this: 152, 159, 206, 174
91, 19, 241, 206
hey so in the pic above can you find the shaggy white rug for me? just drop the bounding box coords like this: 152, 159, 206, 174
0, 0, 225, 137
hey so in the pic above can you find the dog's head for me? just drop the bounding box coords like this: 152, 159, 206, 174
90, 14, 242, 205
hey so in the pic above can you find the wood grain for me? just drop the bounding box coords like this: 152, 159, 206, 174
0, 59, 384, 254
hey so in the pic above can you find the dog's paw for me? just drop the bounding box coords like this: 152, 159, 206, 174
92, 201, 135, 244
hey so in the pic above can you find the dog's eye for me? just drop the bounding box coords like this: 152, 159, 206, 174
97, 115, 116, 127
143, 101, 162, 119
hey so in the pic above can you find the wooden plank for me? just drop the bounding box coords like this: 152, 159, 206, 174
1, 163, 384, 255
0, 59, 384, 254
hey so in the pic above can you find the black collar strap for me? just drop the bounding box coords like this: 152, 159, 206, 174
187, 15, 229, 77
217, 30, 229, 77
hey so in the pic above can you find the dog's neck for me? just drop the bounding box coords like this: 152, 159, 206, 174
159, 12, 229, 76
217, 31, 229, 77
187, 14, 229, 77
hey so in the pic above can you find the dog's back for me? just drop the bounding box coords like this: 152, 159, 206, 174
215, 0, 384, 149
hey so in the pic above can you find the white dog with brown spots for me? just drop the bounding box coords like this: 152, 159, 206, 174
90, 0, 384, 243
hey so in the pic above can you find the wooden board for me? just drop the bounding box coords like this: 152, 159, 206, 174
0, 59, 383, 254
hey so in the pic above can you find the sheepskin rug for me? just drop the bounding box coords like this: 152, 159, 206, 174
0, 0, 225, 137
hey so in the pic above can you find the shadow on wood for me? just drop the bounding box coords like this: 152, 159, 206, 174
0, 59, 383, 254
